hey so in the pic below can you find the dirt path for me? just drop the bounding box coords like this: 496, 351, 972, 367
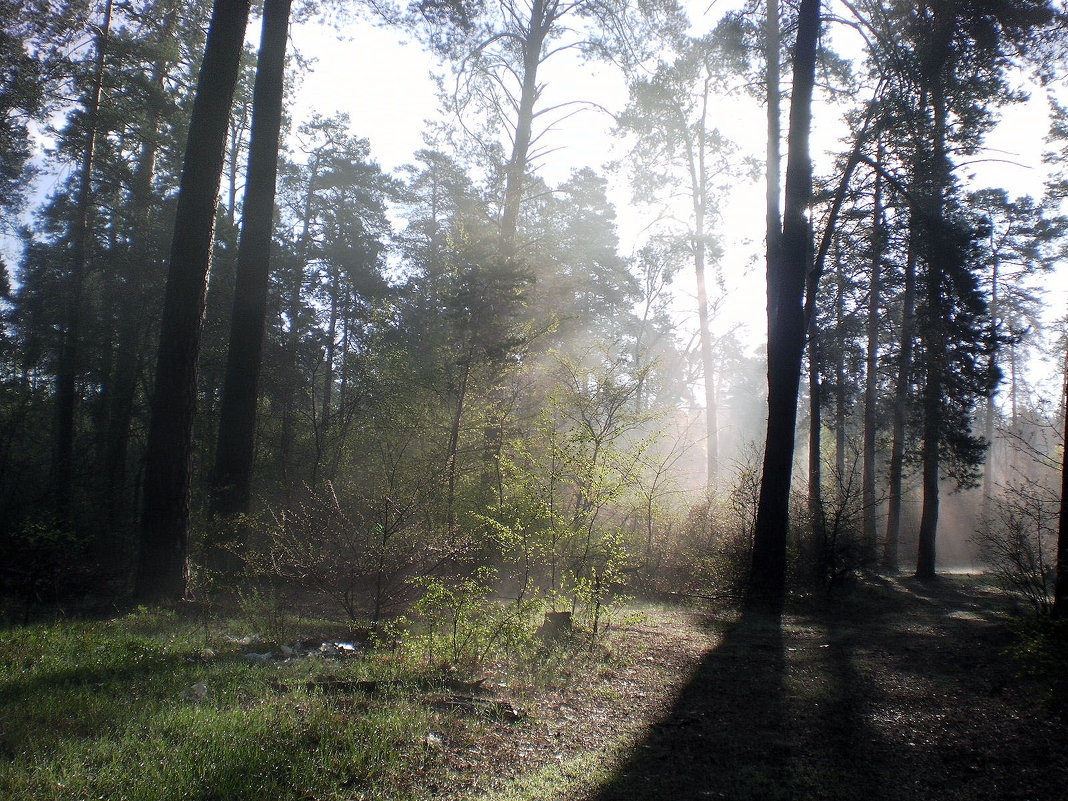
436, 577, 1067, 801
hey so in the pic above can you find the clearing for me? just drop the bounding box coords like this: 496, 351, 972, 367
436, 576, 1067, 801
3, 576, 1065, 800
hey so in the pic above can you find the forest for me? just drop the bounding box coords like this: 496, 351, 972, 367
2, 0, 1068, 799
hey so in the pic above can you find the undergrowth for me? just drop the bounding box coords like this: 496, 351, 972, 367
0, 602, 609, 801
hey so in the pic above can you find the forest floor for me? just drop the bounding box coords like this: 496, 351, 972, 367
3, 575, 1066, 800
436, 575, 1068, 801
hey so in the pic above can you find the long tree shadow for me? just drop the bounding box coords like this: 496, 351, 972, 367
589, 609, 788, 801
586, 576, 1068, 801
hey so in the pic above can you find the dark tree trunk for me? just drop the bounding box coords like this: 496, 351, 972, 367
765, 0, 781, 270
883, 234, 917, 572
916, 73, 952, 581
982, 250, 999, 505
1053, 359, 1068, 619
862, 151, 884, 553
747, 0, 820, 613
833, 238, 846, 479
103, 7, 178, 528
499, 0, 549, 255
135, 0, 252, 603
208, 0, 291, 568
52, 0, 113, 515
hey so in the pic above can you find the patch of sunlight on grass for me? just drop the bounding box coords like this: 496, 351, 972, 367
476, 749, 617, 801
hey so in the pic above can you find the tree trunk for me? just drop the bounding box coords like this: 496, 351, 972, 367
52, 0, 113, 515
135, 0, 252, 603
862, 152, 883, 553
694, 195, 718, 489
747, 0, 820, 613
765, 0, 781, 271
807, 313, 825, 574
916, 65, 952, 581
103, 6, 179, 528
883, 234, 917, 572
1053, 355, 1068, 619
982, 245, 998, 504
833, 237, 846, 479
278, 160, 318, 489
499, 0, 549, 255
208, 0, 290, 567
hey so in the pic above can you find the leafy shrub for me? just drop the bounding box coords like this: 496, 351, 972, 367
410, 567, 542, 669
973, 477, 1057, 615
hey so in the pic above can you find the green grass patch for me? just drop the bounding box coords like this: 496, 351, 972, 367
0, 609, 447, 800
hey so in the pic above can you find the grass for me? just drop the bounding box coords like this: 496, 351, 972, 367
0, 601, 626, 801
0, 607, 446, 801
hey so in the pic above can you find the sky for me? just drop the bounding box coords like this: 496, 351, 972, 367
286, 5, 1068, 405
5, 1, 1063, 403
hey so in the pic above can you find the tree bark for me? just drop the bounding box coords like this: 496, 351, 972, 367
52, 0, 113, 515
135, 0, 252, 603
693, 115, 718, 489
916, 58, 952, 581
883, 232, 917, 572
747, 0, 820, 613
833, 237, 846, 479
1053, 355, 1068, 619
765, 0, 781, 272
862, 148, 884, 553
499, 0, 550, 255
103, 6, 179, 528
208, 0, 291, 566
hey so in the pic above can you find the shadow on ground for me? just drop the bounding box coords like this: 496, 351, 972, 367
588, 609, 791, 801
585, 576, 1068, 801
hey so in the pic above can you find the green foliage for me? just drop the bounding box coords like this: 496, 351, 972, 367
410, 567, 542, 669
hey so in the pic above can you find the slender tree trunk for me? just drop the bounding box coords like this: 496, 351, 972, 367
52, 0, 113, 515
883, 234, 917, 572
104, 6, 178, 528
916, 99, 951, 579
834, 237, 846, 479
807, 315, 825, 573
499, 0, 549, 254
765, 0, 781, 268
208, 0, 290, 569
862, 148, 884, 554
748, 0, 820, 612
446, 342, 475, 536
135, 0, 252, 603
1053, 354, 1068, 618
694, 202, 718, 489
982, 250, 999, 504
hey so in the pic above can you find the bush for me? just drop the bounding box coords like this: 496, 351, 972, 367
263, 482, 432, 625
973, 477, 1058, 615
410, 567, 542, 669
0, 515, 87, 621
